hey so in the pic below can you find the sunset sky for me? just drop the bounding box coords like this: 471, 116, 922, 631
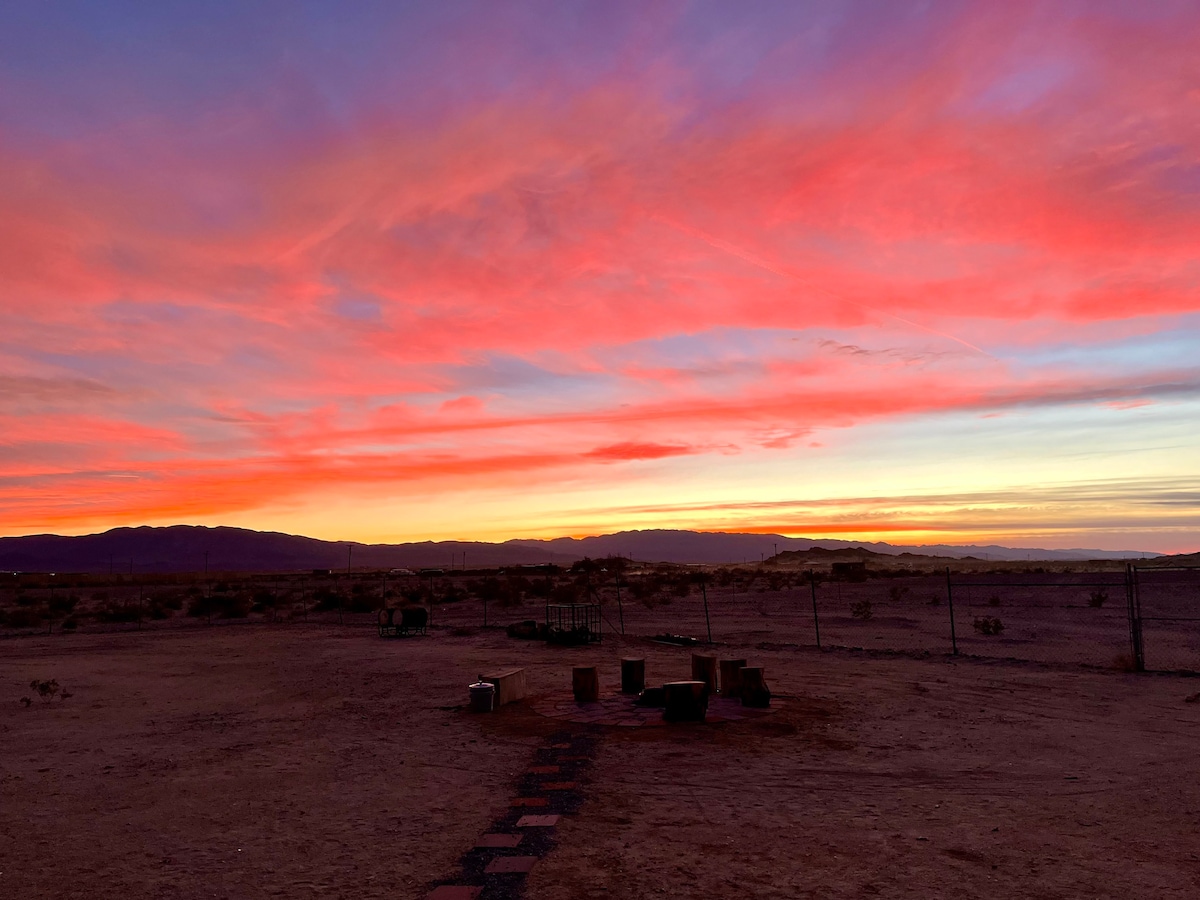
2, 1, 1198, 552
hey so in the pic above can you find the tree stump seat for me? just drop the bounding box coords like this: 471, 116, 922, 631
572, 666, 600, 702
620, 657, 645, 694
719, 658, 747, 697
690, 653, 718, 694
663, 680, 708, 722
739, 666, 771, 708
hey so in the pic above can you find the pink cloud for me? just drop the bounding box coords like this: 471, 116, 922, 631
1, 2, 1199, 537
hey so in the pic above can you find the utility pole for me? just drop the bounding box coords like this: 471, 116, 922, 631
347, 545, 352, 575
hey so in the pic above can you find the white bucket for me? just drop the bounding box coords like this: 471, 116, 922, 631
468, 680, 495, 713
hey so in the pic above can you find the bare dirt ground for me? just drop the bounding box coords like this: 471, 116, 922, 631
4, 623, 1200, 899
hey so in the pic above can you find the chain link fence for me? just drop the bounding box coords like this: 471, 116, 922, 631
4, 563, 1199, 674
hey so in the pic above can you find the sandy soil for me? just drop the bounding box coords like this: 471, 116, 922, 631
4, 624, 1200, 899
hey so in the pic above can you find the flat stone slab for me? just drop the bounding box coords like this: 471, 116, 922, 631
540, 781, 578, 790
532, 691, 776, 726
528, 765, 560, 775
476, 833, 523, 848
427, 887, 482, 900
511, 797, 549, 807
485, 855, 539, 874
516, 814, 560, 827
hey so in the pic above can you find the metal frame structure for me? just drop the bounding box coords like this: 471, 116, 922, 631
545, 602, 602, 645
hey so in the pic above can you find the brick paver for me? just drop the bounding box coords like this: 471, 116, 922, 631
485, 856, 539, 874
516, 814, 561, 827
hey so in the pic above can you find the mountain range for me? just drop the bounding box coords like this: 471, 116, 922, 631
0, 525, 1166, 574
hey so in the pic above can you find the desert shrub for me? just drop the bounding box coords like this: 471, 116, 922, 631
671, 576, 692, 598
1113, 652, 1137, 672
312, 587, 342, 611
972, 616, 1005, 635
1, 606, 45, 628
344, 589, 384, 613
14, 592, 39, 606
549, 581, 580, 605
29, 679, 69, 702
95, 601, 142, 623
927, 594, 942, 606
402, 585, 428, 605
988, 595, 1001, 607
850, 599, 873, 620
439, 584, 466, 604
215, 593, 252, 618
187, 592, 251, 619
767, 572, 785, 591
526, 577, 553, 599
1088, 590, 1108, 608
60, 617, 78, 631
251, 589, 278, 612
91, 591, 110, 603
47, 594, 79, 616
887, 585, 910, 603
476, 576, 525, 608
187, 594, 216, 618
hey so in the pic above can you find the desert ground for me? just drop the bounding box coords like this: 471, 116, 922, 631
4, 610, 1200, 899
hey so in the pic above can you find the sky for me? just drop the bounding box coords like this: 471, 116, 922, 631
1, 1, 1198, 552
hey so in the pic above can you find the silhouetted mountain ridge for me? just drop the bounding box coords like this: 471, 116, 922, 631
0, 525, 1166, 574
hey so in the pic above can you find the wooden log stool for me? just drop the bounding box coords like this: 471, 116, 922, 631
663, 680, 708, 722
572, 665, 600, 702
620, 657, 645, 694
719, 658, 747, 697
739, 666, 771, 708
690, 653, 718, 695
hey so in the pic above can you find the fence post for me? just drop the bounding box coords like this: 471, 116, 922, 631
946, 567, 958, 656
1126, 563, 1145, 672
615, 572, 625, 636
808, 569, 822, 649
701, 577, 713, 644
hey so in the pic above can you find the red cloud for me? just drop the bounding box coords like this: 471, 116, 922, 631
2, 3, 1199, 537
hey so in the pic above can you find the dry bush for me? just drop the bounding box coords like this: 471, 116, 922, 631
972, 616, 1005, 636
1113, 653, 1137, 672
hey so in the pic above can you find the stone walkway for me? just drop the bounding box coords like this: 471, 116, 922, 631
425, 730, 597, 900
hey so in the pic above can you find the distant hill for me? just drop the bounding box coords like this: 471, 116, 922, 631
0, 525, 1166, 574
